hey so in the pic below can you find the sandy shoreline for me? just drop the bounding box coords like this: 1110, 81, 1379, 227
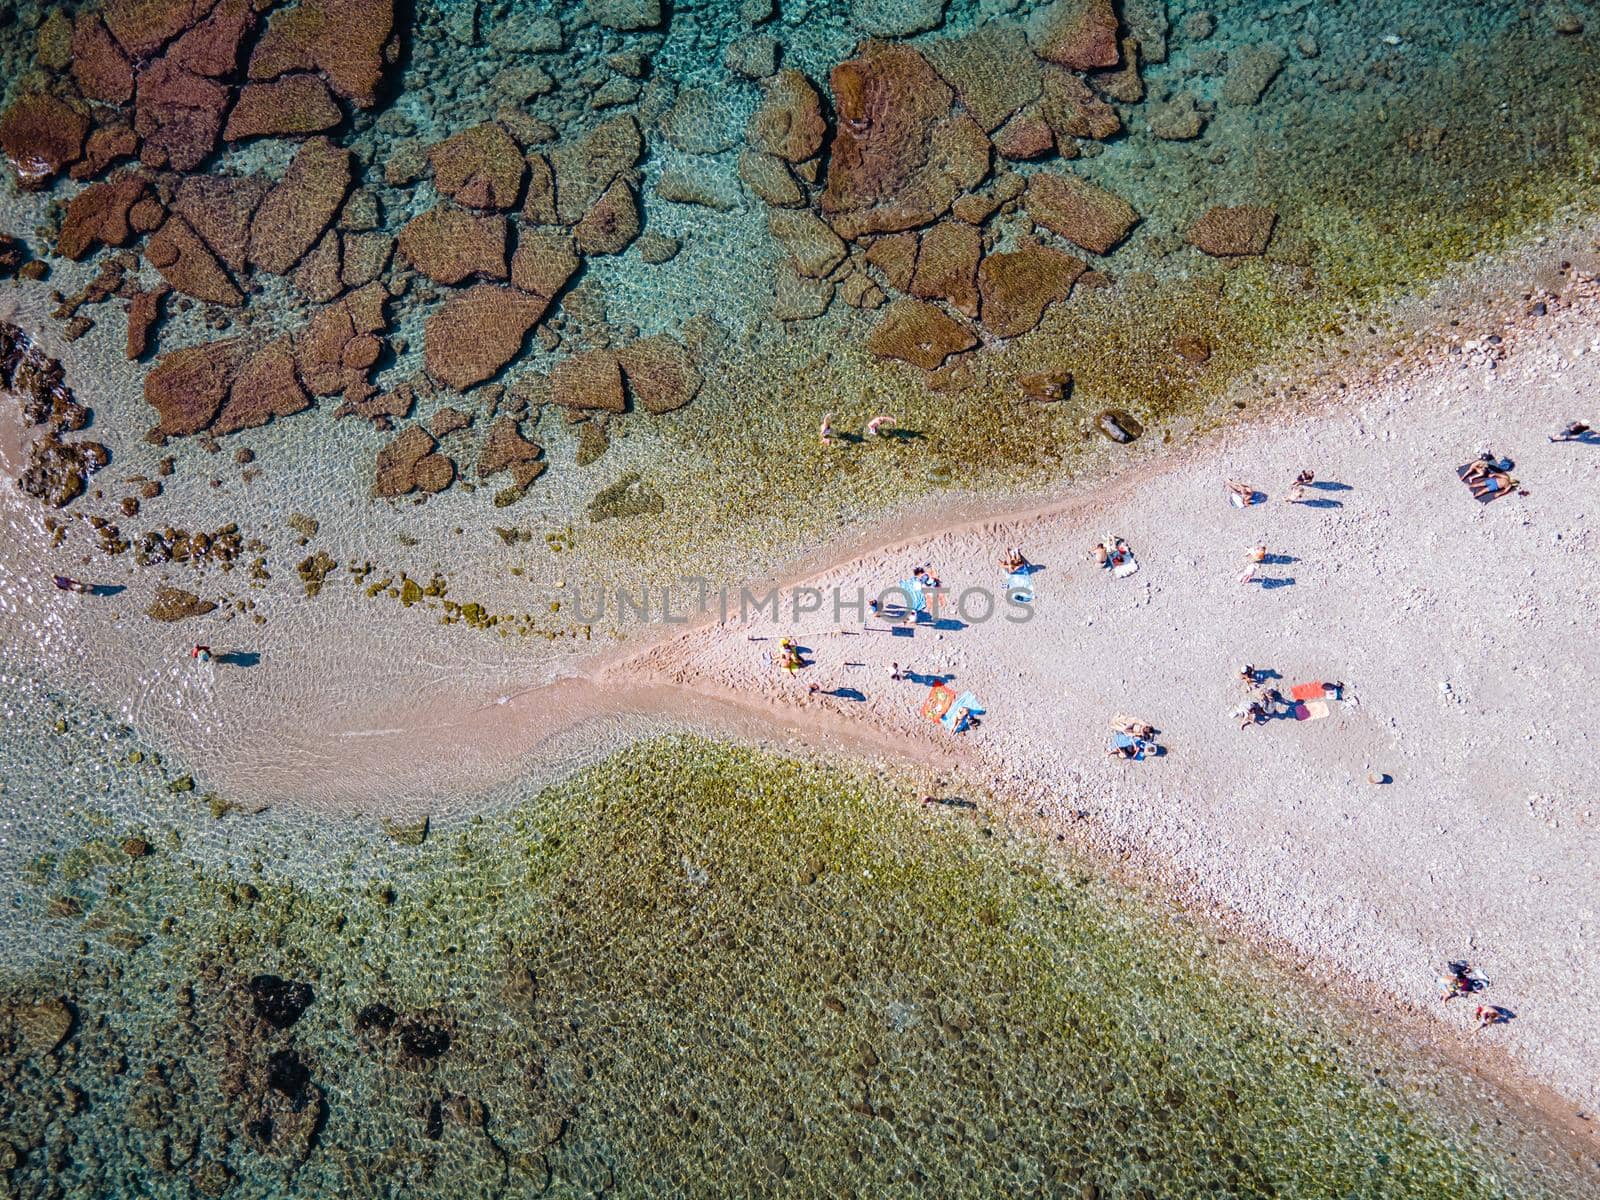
595, 275, 1600, 1136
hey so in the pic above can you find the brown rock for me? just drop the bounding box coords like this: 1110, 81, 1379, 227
738, 150, 804, 207
821, 43, 990, 238
147, 587, 216, 622
1026, 0, 1121, 71
1187, 205, 1277, 256
1040, 68, 1121, 142
414, 453, 455, 493
432, 407, 472, 436
168, 0, 254, 78
573, 179, 640, 256
174, 174, 268, 274
993, 111, 1054, 160
1090, 37, 1144, 104
772, 261, 834, 320
977, 239, 1085, 336
249, 0, 396, 107
342, 333, 381, 370
0, 95, 90, 190
373, 424, 437, 497
429, 122, 526, 211
922, 23, 1042, 133
509, 229, 579, 297
397, 207, 507, 284
248, 137, 353, 274
103, 0, 213, 58
548, 349, 626, 412
549, 116, 641, 225
147, 217, 244, 306
522, 152, 559, 224
865, 230, 919, 291
1173, 334, 1211, 363
910, 221, 982, 316
617, 336, 702, 414
133, 59, 230, 172
1147, 93, 1204, 140
225, 75, 342, 140
864, 298, 976, 370
340, 231, 392, 288
1025, 171, 1138, 255
425, 286, 546, 390
768, 210, 847, 278
951, 172, 1024, 224
293, 229, 345, 302
1019, 370, 1071, 401
214, 337, 310, 433
72, 15, 135, 104
78, 126, 141, 179
57, 173, 150, 261
125, 284, 170, 360
747, 69, 827, 163
145, 338, 252, 436
477, 416, 545, 487
296, 294, 368, 395
130, 197, 166, 234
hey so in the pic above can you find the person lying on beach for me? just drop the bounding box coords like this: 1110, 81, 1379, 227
53, 575, 90, 594
999, 547, 1032, 573
190, 644, 213, 664
1236, 701, 1267, 729
1090, 536, 1130, 568
1474, 1005, 1510, 1031
1239, 664, 1259, 687
912, 565, 942, 588
776, 638, 805, 673
1467, 470, 1518, 500
1111, 716, 1157, 740
1225, 479, 1258, 506
1439, 961, 1483, 1002
865, 414, 894, 438
1107, 740, 1138, 760
1550, 421, 1591, 442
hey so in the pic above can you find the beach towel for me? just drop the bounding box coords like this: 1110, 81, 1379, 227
1291, 700, 1331, 721
1290, 682, 1328, 702
1456, 463, 1515, 504
1229, 491, 1247, 508
1111, 553, 1139, 579
941, 690, 984, 733
1109, 732, 1148, 760
921, 683, 956, 723
1006, 570, 1034, 602
897, 579, 928, 614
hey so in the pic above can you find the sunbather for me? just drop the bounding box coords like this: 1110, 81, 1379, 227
1225, 480, 1258, 506
1475, 1005, 1510, 1030
1237, 701, 1266, 729
1000, 547, 1031, 573
1112, 716, 1156, 740
1467, 470, 1517, 500
1550, 421, 1590, 442
1239, 664, 1258, 687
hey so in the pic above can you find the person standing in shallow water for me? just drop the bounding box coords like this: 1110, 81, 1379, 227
819, 413, 835, 447
865, 414, 893, 438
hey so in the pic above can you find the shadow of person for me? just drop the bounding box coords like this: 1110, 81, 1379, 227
214, 651, 261, 667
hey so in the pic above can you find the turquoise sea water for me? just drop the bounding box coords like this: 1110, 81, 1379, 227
4, 0, 1600, 1195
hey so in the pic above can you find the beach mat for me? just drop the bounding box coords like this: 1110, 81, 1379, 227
1290, 682, 1329, 702
1006, 571, 1034, 602
897, 579, 928, 613
1292, 700, 1331, 721
921, 683, 955, 723
1456, 463, 1513, 503
1111, 554, 1139, 578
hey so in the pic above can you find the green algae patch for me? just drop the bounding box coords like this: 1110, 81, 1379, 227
0, 736, 1579, 1198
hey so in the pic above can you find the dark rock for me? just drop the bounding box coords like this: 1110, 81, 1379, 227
145, 339, 252, 436
266, 1049, 309, 1103
398, 1020, 450, 1059
214, 337, 310, 434
573, 179, 640, 256
57, 173, 151, 261
133, 58, 231, 172
72, 15, 135, 104
146, 587, 217, 621
147, 216, 244, 306
355, 1002, 396, 1032
249, 974, 315, 1030
174, 174, 270, 275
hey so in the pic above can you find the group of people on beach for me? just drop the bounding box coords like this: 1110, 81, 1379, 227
819, 412, 894, 447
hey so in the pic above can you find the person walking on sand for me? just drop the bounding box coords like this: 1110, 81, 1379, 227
53, 575, 90, 594
1550, 420, 1591, 442
819, 412, 836, 447
865, 414, 893, 438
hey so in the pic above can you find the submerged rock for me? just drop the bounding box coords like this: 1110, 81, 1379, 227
424, 286, 546, 390
147, 216, 243, 306
428, 122, 526, 211
249, 974, 314, 1031
145, 339, 252, 436
397, 207, 507, 284
922, 22, 1041, 133
225, 74, 342, 140
617, 336, 702, 414
57, 173, 151, 260
1187, 205, 1277, 257
1025, 171, 1139, 255
380, 816, 430, 845
248, 137, 354, 275
1027, 0, 1121, 71
477, 416, 545, 488
4, 997, 74, 1058
248, 0, 397, 107
850, 0, 948, 38
977, 240, 1085, 337
0, 94, 89, 190
865, 299, 976, 370
146, 587, 217, 622
747, 69, 827, 164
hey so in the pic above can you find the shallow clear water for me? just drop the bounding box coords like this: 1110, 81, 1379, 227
3, 0, 1599, 1194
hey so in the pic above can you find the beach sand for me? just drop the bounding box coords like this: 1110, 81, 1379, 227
614, 278, 1600, 1122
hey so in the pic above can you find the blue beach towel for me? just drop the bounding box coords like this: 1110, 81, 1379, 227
1006, 571, 1033, 602
941, 691, 984, 732
897, 579, 928, 614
